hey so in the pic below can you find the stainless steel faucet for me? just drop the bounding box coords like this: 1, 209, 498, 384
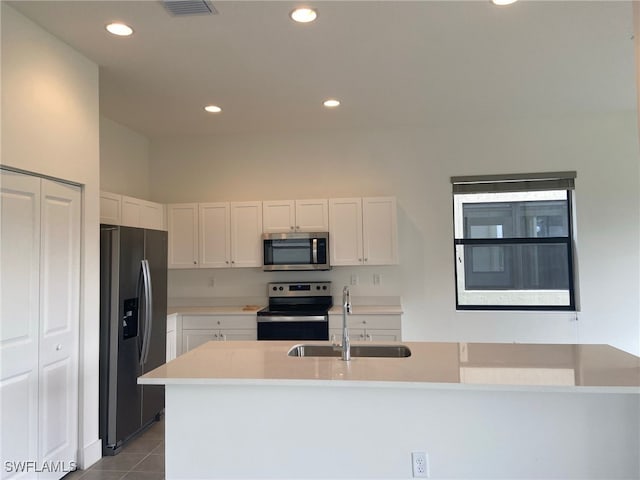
340, 286, 352, 361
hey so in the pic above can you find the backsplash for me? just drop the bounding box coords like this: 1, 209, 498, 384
168, 265, 402, 307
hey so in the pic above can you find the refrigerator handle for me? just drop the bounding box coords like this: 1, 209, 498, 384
136, 264, 145, 362
141, 259, 153, 366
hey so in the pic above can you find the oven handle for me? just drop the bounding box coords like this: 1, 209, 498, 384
257, 315, 327, 323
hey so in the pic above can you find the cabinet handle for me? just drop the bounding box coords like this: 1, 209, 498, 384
56, 344, 63, 351
213, 333, 218, 339
193, 260, 197, 265
364, 258, 368, 262
358, 258, 362, 262
231, 260, 235, 264
366, 333, 372, 341
220, 334, 226, 341
290, 226, 295, 230
225, 261, 229, 264
296, 226, 300, 230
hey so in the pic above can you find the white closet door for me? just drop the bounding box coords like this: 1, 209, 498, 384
0, 171, 41, 479
37, 179, 80, 479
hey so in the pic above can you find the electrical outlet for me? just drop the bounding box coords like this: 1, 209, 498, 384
350, 274, 359, 286
373, 273, 381, 286
208, 277, 215, 288
411, 451, 429, 478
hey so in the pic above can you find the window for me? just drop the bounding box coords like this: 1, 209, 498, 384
451, 172, 576, 310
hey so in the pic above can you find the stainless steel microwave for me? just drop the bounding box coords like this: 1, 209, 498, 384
262, 232, 330, 271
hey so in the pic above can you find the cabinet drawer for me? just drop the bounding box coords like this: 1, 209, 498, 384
329, 314, 401, 330
182, 314, 256, 330
348, 315, 401, 330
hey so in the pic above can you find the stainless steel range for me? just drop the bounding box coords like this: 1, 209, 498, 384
257, 282, 332, 341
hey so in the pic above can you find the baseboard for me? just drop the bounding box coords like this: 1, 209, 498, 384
79, 438, 102, 469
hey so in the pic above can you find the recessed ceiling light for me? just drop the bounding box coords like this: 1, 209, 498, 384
491, 0, 518, 5
323, 99, 340, 108
290, 8, 317, 23
204, 105, 222, 113
105, 23, 134, 36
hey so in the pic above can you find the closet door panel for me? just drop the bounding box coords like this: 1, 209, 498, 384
38, 179, 80, 472
0, 171, 41, 478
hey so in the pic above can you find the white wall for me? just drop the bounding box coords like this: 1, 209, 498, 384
1, 4, 101, 468
149, 112, 640, 355
99, 116, 151, 198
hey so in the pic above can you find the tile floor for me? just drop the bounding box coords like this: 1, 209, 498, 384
63, 418, 165, 480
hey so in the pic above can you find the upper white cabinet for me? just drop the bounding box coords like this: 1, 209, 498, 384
199, 202, 231, 268
230, 201, 263, 268
100, 191, 165, 230
167, 201, 262, 269
167, 203, 199, 268
329, 196, 398, 266
100, 191, 121, 225
263, 199, 328, 233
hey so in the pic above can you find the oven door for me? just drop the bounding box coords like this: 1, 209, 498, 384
257, 315, 329, 341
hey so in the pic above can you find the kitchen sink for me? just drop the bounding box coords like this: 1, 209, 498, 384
287, 344, 412, 358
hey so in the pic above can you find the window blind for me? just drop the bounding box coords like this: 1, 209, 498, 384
450, 171, 576, 194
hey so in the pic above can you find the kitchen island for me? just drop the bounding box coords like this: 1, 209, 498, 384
139, 341, 640, 479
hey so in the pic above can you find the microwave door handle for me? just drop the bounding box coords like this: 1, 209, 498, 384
312, 238, 318, 264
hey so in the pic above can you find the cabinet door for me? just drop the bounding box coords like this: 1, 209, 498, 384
121, 195, 143, 228
141, 201, 165, 231
329, 198, 363, 266
262, 200, 295, 233
200, 203, 231, 268
100, 191, 121, 225
362, 197, 398, 265
365, 329, 401, 342
1, 171, 41, 473
167, 203, 199, 269
295, 199, 328, 232
230, 201, 263, 267
219, 329, 257, 341
182, 330, 219, 353
38, 179, 81, 472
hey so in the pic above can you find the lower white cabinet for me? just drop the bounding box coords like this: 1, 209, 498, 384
329, 314, 401, 343
1, 170, 81, 480
169, 314, 257, 357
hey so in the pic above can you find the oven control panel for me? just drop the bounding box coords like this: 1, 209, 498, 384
267, 282, 331, 297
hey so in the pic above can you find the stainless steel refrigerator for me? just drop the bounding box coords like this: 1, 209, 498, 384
99, 225, 167, 455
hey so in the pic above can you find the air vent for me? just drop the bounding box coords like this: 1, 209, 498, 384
162, 0, 218, 16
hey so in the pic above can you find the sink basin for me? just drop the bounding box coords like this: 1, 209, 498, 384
287, 344, 412, 358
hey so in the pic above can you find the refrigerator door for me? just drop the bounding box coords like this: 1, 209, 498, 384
141, 228, 167, 423
114, 227, 146, 445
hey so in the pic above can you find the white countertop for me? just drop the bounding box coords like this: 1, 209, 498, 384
167, 305, 264, 315
139, 340, 640, 393
328, 305, 403, 315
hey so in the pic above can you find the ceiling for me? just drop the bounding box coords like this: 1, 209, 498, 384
9, 0, 637, 138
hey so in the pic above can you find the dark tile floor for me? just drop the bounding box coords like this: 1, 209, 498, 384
63, 418, 165, 480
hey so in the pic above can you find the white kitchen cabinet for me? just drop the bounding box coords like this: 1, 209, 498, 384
100, 191, 122, 224
121, 195, 165, 230
329, 314, 401, 343
168, 202, 262, 269
166, 314, 177, 362
329, 196, 398, 266
173, 314, 257, 356
100, 191, 165, 230
263, 199, 328, 233
199, 202, 231, 268
167, 203, 199, 268
230, 201, 263, 268
1, 170, 81, 480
